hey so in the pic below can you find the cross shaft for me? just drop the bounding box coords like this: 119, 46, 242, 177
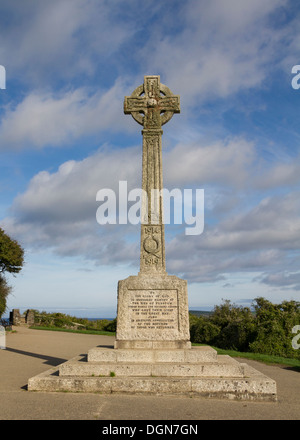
124, 76, 180, 273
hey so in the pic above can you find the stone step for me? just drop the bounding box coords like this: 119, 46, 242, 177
59, 355, 244, 378
114, 340, 192, 349
28, 363, 277, 401
87, 345, 217, 363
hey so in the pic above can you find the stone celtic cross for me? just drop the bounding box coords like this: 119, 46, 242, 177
124, 75, 180, 274
124, 75, 180, 129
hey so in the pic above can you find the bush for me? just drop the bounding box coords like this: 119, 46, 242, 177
190, 315, 220, 345
210, 300, 256, 351
86, 319, 110, 331
104, 318, 117, 332
189, 298, 300, 360
215, 320, 256, 351
249, 297, 300, 360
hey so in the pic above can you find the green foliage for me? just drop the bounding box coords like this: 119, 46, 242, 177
32, 310, 116, 333
189, 298, 300, 360
0, 228, 24, 318
210, 300, 256, 351
103, 318, 117, 333
0, 228, 24, 275
0, 276, 11, 317
249, 297, 300, 359
190, 315, 220, 345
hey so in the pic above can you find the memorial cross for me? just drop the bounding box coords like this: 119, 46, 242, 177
124, 76, 180, 273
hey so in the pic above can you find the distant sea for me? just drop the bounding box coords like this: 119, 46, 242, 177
0, 315, 115, 324
2, 308, 211, 323
86, 317, 115, 321
189, 310, 212, 317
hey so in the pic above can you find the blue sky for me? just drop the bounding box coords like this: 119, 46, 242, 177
1, 0, 300, 318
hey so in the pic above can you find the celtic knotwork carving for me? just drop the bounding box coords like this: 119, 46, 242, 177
124, 76, 180, 129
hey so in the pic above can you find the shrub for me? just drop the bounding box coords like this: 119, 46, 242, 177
210, 301, 256, 351
104, 318, 117, 333
86, 319, 110, 331
249, 297, 300, 360
190, 315, 220, 345
189, 298, 300, 359
215, 320, 257, 351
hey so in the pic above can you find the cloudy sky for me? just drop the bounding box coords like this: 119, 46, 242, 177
1, 0, 300, 318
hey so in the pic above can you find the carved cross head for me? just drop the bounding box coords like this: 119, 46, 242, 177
124, 75, 180, 129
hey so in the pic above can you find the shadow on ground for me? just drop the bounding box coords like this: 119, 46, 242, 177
5, 347, 67, 366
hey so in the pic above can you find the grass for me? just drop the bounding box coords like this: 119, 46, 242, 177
29, 325, 115, 337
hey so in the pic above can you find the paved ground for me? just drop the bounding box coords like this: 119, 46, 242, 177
0, 326, 299, 420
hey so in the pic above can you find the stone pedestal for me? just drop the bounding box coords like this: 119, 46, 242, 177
115, 273, 190, 349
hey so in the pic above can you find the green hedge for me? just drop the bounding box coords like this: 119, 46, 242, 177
190, 297, 300, 360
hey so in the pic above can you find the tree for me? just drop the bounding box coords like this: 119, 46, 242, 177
0, 228, 24, 318
0, 276, 11, 317
0, 228, 24, 275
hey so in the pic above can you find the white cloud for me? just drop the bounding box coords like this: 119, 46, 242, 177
0, 80, 128, 149
0, 0, 134, 84
255, 157, 300, 189
259, 271, 300, 291
165, 190, 300, 286
2, 144, 142, 265
4, 134, 256, 240
164, 137, 255, 187
139, 0, 290, 106
7, 144, 141, 220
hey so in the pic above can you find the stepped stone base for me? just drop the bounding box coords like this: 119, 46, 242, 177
28, 345, 277, 401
